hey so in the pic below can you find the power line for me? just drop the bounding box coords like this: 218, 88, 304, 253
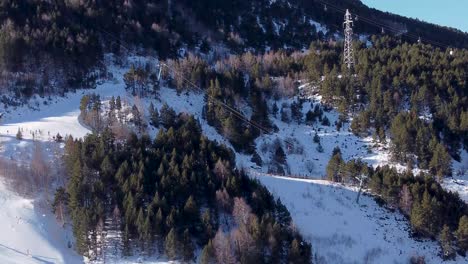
315, 0, 454, 49
159, 62, 296, 148
95, 27, 295, 148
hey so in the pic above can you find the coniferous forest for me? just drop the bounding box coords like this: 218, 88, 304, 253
160, 38, 467, 176
59, 114, 311, 262
0, 0, 465, 263
0, 0, 467, 102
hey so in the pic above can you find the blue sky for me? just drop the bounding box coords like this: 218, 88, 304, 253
361, 0, 468, 32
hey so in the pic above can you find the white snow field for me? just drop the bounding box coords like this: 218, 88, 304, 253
0, 54, 466, 263
253, 173, 468, 264
0, 180, 82, 264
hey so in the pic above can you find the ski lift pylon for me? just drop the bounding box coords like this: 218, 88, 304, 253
157, 64, 162, 82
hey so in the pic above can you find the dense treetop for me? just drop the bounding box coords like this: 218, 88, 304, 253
59, 113, 312, 262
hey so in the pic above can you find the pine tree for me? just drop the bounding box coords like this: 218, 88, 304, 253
116, 96, 122, 110
313, 132, 320, 143
305, 110, 316, 125
251, 151, 263, 166
321, 115, 330, 126
326, 152, 343, 182
288, 239, 302, 263
223, 115, 242, 148
201, 210, 215, 242
55, 132, 63, 142
160, 103, 176, 128
455, 216, 468, 253
80, 95, 90, 114
200, 240, 216, 264
274, 145, 286, 165
182, 228, 194, 262
123, 224, 131, 256
460, 111, 468, 132
154, 208, 164, 237
276, 198, 292, 226
166, 208, 178, 230
149, 103, 160, 127
429, 143, 452, 179
16, 128, 22, 140
165, 228, 179, 260
131, 104, 142, 128
439, 224, 456, 260
73, 209, 91, 256
100, 155, 114, 180
109, 96, 116, 111
143, 214, 152, 255
410, 190, 438, 237
183, 195, 199, 226
290, 101, 303, 123
136, 208, 145, 241
390, 113, 411, 161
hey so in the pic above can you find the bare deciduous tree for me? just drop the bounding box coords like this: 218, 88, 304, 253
215, 188, 232, 212
213, 159, 229, 179
31, 142, 50, 191
399, 184, 413, 216
232, 197, 252, 226
213, 228, 236, 264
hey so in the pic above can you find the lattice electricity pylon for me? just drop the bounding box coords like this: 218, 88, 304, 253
343, 9, 354, 70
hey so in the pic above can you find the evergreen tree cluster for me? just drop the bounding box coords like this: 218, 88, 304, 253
162, 37, 465, 178
1, 0, 467, 102
305, 38, 467, 175
60, 114, 311, 262
124, 64, 159, 97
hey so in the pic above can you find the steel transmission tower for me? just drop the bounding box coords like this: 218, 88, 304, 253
343, 9, 354, 70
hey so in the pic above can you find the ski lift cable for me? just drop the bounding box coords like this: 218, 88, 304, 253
159, 62, 296, 148
97, 27, 298, 148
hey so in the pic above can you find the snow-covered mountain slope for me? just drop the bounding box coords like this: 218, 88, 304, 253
0, 181, 82, 264
0, 55, 230, 264
253, 173, 468, 264
0, 54, 466, 263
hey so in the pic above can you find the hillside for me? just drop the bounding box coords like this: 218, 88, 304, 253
0, 1, 467, 264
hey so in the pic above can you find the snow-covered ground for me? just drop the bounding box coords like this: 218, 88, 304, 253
0, 180, 82, 264
442, 150, 468, 202
254, 173, 468, 264
247, 96, 407, 177
0, 54, 466, 263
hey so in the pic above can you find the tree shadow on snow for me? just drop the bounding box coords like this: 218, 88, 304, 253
0, 243, 58, 264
